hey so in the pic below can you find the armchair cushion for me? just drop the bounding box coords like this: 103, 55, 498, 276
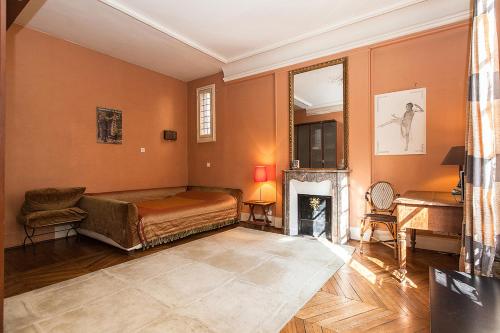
22, 187, 86, 213
364, 213, 397, 223
18, 207, 88, 228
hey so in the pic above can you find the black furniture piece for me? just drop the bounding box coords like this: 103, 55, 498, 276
294, 120, 337, 168
430, 267, 500, 333
441, 145, 465, 197
359, 181, 400, 258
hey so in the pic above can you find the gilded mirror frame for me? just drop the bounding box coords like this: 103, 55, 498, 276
288, 57, 348, 169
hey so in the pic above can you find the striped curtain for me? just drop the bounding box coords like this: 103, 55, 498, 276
460, 0, 500, 276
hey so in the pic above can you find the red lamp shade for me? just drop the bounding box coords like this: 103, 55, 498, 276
254, 166, 268, 183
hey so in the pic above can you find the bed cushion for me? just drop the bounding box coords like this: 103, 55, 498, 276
19, 207, 88, 228
22, 187, 86, 213
88, 187, 187, 203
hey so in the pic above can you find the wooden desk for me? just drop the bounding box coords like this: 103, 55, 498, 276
394, 191, 463, 281
430, 267, 500, 332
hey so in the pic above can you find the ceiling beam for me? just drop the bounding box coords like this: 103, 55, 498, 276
7, 0, 30, 29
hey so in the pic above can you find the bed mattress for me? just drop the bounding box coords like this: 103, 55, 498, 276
136, 191, 238, 247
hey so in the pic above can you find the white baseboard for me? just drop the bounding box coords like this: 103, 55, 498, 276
240, 212, 282, 228
274, 216, 283, 228
349, 226, 460, 254
54, 225, 77, 239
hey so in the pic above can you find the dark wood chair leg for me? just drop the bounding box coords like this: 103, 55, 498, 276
411, 229, 417, 252
65, 227, 73, 239
23, 225, 36, 254
262, 206, 271, 225
248, 204, 256, 222
359, 218, 366, 254
393, 224, 398, 259
66, 222, 81, 241
23, 226, 34, 246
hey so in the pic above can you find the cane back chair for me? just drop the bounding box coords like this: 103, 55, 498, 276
359, 181, 400, 258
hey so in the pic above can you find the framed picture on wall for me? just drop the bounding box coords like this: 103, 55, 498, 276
96, 107, 122, 144
374, 88, 426, 155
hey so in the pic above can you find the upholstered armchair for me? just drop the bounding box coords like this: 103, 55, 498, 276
17, 187, 88, 249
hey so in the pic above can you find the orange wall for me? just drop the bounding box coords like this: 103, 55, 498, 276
188, 22, 469, 228
5, 26, 188, 247
187, 72, 277, 210
371, 26, 468, 194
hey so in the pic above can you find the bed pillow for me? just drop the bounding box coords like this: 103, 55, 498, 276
22, 187, 86, 213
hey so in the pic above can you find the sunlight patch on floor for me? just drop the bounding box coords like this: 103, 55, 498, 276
317, 237, 353, 263
349, 259, 377, 284
359, 255, 418, 288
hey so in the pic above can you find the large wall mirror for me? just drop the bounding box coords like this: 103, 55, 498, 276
289, 57, 348, 169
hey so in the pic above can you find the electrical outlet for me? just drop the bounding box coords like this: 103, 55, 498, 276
140, 147, 146, 153
206, 162, 211, 168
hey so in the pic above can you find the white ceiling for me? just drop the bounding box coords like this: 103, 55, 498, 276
15, 0, 470, 82
294, 64, 344, 112
15, 0, 223, 81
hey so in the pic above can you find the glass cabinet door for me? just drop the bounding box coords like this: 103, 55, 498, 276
294, 120, 337, 168
310, 123, 323, 168
296, 124, 310, 168
323, 121, 337, 168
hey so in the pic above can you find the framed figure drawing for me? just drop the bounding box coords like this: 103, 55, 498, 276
374, 88, 426, 155
97, 107, 122, 144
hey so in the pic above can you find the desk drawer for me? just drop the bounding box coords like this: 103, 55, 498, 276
397, 204, 462, 234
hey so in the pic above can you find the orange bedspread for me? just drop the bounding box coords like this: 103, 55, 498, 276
136, 191, 238, 246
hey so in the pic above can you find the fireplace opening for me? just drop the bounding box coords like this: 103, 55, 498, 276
298, 194, 332, 240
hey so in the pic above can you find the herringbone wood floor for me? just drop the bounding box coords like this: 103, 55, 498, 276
281, 240, 458, 333
5, 224, 458, 332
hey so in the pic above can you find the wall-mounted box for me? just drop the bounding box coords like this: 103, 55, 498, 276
163, 130, 177, 141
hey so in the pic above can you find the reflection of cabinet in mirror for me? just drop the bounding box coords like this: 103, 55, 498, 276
289, 57, 347, 169
294, 120, 337, 168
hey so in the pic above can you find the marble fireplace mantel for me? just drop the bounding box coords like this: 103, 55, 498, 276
282, 169, 350, 244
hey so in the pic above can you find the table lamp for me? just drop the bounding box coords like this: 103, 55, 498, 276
254, 165, 268, 201
441, 146, 465, 196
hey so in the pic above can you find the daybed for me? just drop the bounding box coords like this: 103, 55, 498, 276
78, 186, 242, 251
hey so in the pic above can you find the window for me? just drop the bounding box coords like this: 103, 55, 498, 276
196, 84, 216, 143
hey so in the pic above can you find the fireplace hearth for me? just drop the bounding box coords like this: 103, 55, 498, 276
298, 194, 332, 239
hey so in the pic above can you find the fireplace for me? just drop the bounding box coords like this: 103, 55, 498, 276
283, 169, 349, 244
298, 194, 332, 240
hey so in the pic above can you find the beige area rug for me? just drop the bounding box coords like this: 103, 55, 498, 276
5, 227, 353, 333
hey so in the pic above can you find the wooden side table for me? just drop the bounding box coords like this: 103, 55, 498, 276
243, 200, 275, 227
